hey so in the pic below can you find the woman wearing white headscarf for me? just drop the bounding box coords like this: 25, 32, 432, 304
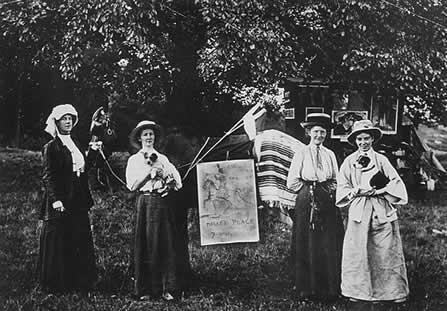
38, 104, 101, 293
336, 120, 409, 305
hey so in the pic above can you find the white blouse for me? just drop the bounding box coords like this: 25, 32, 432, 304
287, 144, 338, 192
125, 149, 182, 192
58, 134, 85, 174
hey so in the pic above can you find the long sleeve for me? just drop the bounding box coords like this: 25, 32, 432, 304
161, 154, 183, 190
287, 151, 304, 192
327, 150, 339, 193
378, 155, 408, 205
336, 157, 356, 209
42, 143, 64, 204
125, 154, 151, 191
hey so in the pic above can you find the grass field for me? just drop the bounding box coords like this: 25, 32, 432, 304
1, 148, 447, 311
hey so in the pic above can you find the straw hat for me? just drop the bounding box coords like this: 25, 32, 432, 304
300, 113, 334, 129
129, 120, 161, 149
347, 119, 382, 145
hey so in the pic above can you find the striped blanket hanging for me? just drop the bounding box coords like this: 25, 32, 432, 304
254, 129, 304, 211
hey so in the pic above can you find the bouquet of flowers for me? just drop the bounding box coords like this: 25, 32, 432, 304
144, 152, 177, 197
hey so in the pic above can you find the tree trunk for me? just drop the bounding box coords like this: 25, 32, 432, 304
14, 69, 24, 148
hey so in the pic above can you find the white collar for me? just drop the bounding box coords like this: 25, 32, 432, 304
139, 148, 157, 155
357, 148, 374, 158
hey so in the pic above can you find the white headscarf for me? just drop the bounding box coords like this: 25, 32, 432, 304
44, 104, 85, 175
44, 104, 78, 138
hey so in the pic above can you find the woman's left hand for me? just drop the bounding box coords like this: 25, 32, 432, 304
373, 188, 386, 196
358, 188, 376, 197
89, 141, 103, 151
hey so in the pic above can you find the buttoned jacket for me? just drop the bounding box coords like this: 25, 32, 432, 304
40, 136, 95, 220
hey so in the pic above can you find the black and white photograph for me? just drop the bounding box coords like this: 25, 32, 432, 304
1, 1, 447, 311
331, 110, 368, 138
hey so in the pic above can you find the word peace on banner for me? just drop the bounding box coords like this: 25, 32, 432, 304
197, 159, 259, 246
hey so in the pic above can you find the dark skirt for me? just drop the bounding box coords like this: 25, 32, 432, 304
134, 193, 178, 297
38, 212, 97, 292
291, 182, 344, 299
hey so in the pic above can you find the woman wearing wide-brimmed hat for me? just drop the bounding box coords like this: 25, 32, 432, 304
286, 113, 344, 301
336, 119, 409, 305
125, 120, 183, 301
38, 104, 100, 293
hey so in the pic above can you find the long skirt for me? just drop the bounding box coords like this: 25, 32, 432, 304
134, 193, 178, 297
38, 212, 97, 292
341, 208, 409, 301
291, 183, 344, 299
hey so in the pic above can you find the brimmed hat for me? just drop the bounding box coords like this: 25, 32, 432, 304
300, 113, 334, 129
129, 120, 161, 149
44, 104, 78, 137
347, 119, 382, 145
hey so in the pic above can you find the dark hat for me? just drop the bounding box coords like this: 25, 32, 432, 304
346, 119, 382, 145
300, 113, 333, 129
129, 120, 161, 149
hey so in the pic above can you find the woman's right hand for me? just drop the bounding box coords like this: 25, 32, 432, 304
357, 188, 376, 197
52, 200, 65, 212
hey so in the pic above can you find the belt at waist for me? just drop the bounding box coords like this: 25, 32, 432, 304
140, 191, 162, 197
302, 180, 330, 186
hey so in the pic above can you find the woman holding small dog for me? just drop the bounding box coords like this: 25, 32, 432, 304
286, 113, 344, 301
39, 104, 101, 293
336, 120, 409, 305
125, 120, 182, 301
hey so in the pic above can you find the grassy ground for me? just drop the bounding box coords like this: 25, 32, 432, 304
1, 148, 447, 311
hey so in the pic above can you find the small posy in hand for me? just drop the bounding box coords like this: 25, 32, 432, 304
52, 200, 65, 212
89, 141, 103, 151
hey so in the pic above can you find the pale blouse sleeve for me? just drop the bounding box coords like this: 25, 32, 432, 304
336, 157, 355, 208
125, 154, 151, 192
327, 149, 339, 192
287, 151, 304, 192
378, 154, 408, 205
159, 154, 183, 190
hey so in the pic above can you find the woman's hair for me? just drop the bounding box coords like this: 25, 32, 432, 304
304, 125, 327, 137
55, 113, 77, 130
136, 126, 162, 150
137, 127, 157, 141
354, 131, 373, 141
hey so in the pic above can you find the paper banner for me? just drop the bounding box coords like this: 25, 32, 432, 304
197, 159, 259, 245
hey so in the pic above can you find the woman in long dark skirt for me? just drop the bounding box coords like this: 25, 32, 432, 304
286, 113, 344, 301
38, 104, 100, 293
125, 121, 183, 301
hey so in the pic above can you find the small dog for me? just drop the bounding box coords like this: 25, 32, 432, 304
143, 152, 175, 196
369, 171, 389, 190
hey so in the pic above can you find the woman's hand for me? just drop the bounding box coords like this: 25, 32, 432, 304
52, 200, 65, 212
356, 187, 386, 197
373, 188, 386, 196
89, 141, 103, 151
358, 188, 376, 197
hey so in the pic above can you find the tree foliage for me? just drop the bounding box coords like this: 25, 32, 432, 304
1, 0, 447, 147
199, 0, 447, 125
